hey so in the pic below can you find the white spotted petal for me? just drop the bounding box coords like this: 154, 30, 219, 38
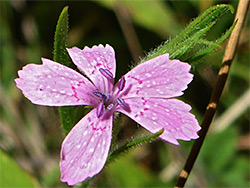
119, 54, 193, 99
60, 108, 113, 186
117, 98, 200, 145
67, 44, 116, 93
15, 58, 98, 107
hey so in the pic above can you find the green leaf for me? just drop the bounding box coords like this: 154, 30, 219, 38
107, 129, 164, 163
141, 4, 234, 63
169, 21, 215, 60
189, 20, 237, 62
59, 106, 89, 135
167, 4, 233, 49
0, 150, 39, 187
52, 6, 77, 135
53, 6, 69, 66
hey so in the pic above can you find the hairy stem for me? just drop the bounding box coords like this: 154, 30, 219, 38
175, 0, 249, 187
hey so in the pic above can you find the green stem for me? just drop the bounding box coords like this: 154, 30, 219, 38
107, 129, 164, 163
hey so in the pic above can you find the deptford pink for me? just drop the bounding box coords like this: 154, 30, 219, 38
15, 44, 200, 185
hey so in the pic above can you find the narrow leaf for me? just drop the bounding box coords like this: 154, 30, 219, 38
167, 4, 234, 48
169, 21, 215, 59
53, 6, 69, 66
53, 6, 76, 135
141, 4, 234, 64
189, 21, 237, 62
107, 129, 164, 163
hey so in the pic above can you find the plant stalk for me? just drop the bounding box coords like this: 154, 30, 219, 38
175, 0, 249, 187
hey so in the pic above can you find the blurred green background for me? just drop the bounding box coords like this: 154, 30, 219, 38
0, 0, 249, 187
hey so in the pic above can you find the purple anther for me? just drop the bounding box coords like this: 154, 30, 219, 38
96, 101, 104, 118
99, 68, 113, 80
117, 76, 126, 91
103, 93, 110, 102
93, 90, 104, 98
107, 103, 114, 111
116, 97, 125, 107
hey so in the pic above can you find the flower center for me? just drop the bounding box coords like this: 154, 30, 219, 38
93, 69, 126, 118
93, 89, 125, 117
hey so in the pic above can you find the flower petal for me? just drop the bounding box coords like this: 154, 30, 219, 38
60, 108, 113, 185
67, 44, 116, 93
117, 54, 193, 99
15, 58, 98, 107
117, 98, 200, 145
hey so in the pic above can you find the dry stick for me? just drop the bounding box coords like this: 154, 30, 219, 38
175, 0, 249, 187
114, 4, 143, 62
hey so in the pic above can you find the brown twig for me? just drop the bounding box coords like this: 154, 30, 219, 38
175, 0, 249, 187
114, 4, 143, 62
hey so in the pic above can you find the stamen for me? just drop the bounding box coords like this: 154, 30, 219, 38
117, 97, 125, 107
99, 68, 113, 79
93, 90, 104, 98
117, 76, 126, 91
107, 103, 114, 111
96, 101, 104, 118
103, 93, 110, 102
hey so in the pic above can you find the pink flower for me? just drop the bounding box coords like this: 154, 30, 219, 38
15, 44, 200, 185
